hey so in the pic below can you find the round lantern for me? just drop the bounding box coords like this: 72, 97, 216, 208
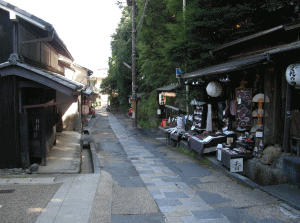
286, 64, 300, 86
206, 82, 222, 97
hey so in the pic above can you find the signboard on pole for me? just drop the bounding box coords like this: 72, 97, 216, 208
176, 68, 184, 78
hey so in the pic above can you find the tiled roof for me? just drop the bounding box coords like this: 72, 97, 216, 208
0, 61, 85, 95
0, 0, 73, 60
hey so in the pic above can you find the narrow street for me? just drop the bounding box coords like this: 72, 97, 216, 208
89, 108, 300, 223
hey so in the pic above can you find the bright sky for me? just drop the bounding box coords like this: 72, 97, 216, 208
5, 0, 123, 72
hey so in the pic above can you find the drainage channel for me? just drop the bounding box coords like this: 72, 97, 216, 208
81, 131, 94, 174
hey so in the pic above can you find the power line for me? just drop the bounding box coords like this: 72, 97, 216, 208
111, 0, 151, 63
136, 0, 150, 41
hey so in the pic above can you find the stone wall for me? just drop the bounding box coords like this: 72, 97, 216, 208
243, 156, 289, 186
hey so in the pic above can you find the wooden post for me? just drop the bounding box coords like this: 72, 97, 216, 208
283, 83, 291, 153
20, 112, 30, 168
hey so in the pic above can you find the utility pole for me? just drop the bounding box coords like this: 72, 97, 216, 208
183, 0, 189, 113
127, 0, 137, 127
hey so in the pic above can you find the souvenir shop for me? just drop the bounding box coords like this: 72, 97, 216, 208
160, 23, 300, 187
162, 62, 285, 173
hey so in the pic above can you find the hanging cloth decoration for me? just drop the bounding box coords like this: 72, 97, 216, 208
230, 101, 237, 116
229, 91, 236, 116
206, 104, 213, 132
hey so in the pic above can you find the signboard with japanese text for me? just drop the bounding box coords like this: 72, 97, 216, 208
230, 158, 243, 172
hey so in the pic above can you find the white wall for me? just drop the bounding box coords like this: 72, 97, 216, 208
56, 91, 80, 131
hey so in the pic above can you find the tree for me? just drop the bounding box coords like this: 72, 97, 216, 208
103, 7, 133, 110
102, 0, 300, 125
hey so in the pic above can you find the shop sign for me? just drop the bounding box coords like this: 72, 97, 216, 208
82, 105, 89, 115
230, 158, 243, 172
162, 92, 176, 97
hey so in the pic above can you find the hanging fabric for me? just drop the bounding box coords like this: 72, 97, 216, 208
206, 104, 213, 132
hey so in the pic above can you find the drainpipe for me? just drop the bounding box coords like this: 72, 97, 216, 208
10, 12, 18, 54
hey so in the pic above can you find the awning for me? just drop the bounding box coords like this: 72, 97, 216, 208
156, 84, 178, 91
183, 54, 267, 79
184, 40, 300, 79
0, 62, 84, 96
266, 40, 300, 55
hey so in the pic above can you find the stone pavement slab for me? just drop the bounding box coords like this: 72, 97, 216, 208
111, 213, 166, 223
31, 177, 56, 184
37, 131, 81, 174
0, 177, 56, 184
108, 113, 231, 223
35, 174, 100, 223
8, 178, 32, 184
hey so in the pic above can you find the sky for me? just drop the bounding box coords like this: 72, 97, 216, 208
5, 0, 123, 72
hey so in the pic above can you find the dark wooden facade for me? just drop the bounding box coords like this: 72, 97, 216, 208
0, 76, 20, 168
0, 2, 83, 168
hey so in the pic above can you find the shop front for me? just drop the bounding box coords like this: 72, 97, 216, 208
162, 21, 300, 185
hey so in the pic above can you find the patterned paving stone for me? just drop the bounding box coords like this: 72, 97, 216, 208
164, 192, 189, 198
108, 113, 230, 223
144, 183, 156, 186
196, 191, 232, 204
162, 177, 182, 182
149, 189, 162, 196
156, 198, 183, 206
179, 198, 206, 206
191, 210, 224, 219
159, 206, 174, 212
181, 216, 230, 223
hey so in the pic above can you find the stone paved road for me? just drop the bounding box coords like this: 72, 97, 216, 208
92, 108, 300, 223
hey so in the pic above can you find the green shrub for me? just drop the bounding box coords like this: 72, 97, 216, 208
138, 90, 159, 129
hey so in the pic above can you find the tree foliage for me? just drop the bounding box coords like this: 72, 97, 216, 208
102, 0, 300, 127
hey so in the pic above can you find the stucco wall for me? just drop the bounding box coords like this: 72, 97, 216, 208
56, 91, 81, 132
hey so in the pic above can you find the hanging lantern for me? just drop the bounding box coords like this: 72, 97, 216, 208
206, 82, 222, 97
286, 64, 300, 86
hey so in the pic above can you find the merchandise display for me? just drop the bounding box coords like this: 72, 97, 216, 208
160, 77, 269, 171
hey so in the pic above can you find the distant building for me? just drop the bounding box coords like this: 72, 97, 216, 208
89, 68, 109, 106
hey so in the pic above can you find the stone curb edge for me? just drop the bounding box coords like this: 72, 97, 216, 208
90, 142, 101, 174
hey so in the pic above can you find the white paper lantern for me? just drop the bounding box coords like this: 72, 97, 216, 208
206, 82, 222, 97
286, 64, 300, 86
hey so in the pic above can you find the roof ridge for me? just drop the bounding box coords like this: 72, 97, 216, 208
0, 0, 52, 30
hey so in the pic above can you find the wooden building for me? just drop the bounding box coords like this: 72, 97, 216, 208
0, 1, 84, 168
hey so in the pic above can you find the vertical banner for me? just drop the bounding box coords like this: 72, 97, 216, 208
236, 88, 252, 126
